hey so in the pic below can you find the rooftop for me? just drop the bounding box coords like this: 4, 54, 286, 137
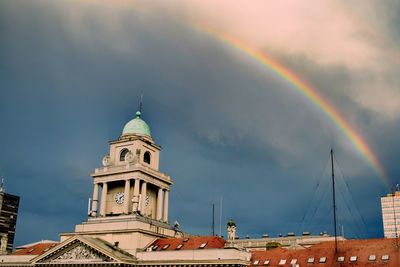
13, 243, 58, 256
147, 236, 226, 251
250, 238, 399, 266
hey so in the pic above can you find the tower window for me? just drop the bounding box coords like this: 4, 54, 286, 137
144, 151, 151, 164
120, 148, 129, 161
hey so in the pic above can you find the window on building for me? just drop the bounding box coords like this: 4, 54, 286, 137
176, 244, 184, 250
319, 257, 327, 263
278, 259, 286, 265
368, 255, 376, 261
382, 254, 390, 261
120, 148, 129, 161
263, 260, 270, 265
349, 256, 357, 262
337, 256, 345, 262
290, 259, 297, 265
199, 242, 207, 249
307, 257, 314, 263
162, 244, 169, 250
152, 245, 159, 251
253, 260, 259, 265
144, 151, 151, 164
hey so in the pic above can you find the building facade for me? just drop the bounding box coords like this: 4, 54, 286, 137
381, 191, 400, 238
0, 191, 20, 254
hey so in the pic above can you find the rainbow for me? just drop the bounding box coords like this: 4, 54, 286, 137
195, 25, 389, 187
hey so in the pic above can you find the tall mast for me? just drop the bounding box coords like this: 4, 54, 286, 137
212, 203, 215, 236
331, 149, 338, 253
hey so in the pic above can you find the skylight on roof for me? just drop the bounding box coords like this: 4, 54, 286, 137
176, 244, 184, 250
183, 238, 189, 242
350, 256, 357, 262
319, 257, 327, 263
263, 260, 270, 265
307, 257, 314, 263
290, 259, 297, 264
368, 255, 376, 261
253, 260, 259, 265
278, 259, 286, 265
199, 242, 207, 248
162, 244, 170, 250
337, 256, 345, 262
382, 254, 390, 261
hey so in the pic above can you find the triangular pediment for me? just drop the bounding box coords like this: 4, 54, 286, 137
32, 235, 136, 265
37, 240, 112, 263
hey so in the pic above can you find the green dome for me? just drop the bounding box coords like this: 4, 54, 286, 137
122, 111, 151, 137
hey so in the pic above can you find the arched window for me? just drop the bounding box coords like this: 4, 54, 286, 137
143, 151, 151, 164
120, 148, 129, 161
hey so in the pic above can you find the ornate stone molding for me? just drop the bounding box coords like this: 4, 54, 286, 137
53, 244, 106, 261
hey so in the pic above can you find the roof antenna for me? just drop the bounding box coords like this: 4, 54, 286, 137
212, 203, 215, 236
139, 93, 143, 113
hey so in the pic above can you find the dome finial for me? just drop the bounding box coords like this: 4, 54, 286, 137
139, 93, 143, 113
135, 111, 141, 118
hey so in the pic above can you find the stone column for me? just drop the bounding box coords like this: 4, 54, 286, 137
156, 188, 163, 221
100, 182, 108, 216
132, 179, 140, 213
91, 183, 99, 217
163, 189, 169, 222
123, 179, 130, 214
140, 181, 147, 216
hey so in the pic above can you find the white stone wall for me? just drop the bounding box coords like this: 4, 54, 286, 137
381, 193, 400, 238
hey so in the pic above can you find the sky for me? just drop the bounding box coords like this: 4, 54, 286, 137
1, 0, 400, 246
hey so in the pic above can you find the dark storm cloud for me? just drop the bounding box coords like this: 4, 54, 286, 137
0, 0, 397, 246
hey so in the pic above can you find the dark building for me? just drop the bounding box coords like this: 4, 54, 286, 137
0, 191, 19, 254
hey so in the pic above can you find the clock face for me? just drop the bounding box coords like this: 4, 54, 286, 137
102, 155, 110, 167
115, 192, 124, 204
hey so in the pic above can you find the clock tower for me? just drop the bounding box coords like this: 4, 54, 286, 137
60, 111, 177, 254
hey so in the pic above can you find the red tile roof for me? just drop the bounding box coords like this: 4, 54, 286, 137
13, 243, 58, 255
149, 236, 225, 251
250, 238, 400, 267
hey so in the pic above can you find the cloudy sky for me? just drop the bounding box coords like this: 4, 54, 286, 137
1, 0, 400, 246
